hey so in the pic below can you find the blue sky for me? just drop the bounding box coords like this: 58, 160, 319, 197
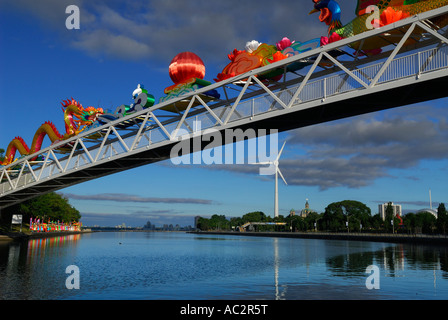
1, 0, 447, 227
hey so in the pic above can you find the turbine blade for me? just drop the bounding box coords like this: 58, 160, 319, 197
276, 141, 286, 161
277, 168, 287, 185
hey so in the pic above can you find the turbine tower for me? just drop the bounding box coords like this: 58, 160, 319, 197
251, 141, 287, 217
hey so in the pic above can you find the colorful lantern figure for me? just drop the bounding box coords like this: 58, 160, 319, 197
168, 52, 206, 88
160, 52, 220, 113
214, 39, 291, 83
309, 0, 448, 54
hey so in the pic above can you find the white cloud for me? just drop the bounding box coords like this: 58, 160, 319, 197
61, 192, 216, 204
71, 29, 152, 61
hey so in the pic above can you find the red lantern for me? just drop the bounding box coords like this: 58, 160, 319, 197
168, 52, 206, 85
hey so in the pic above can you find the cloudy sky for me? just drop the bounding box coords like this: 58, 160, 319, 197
0, 0, 447, 227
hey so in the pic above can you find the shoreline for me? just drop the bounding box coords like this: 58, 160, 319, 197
189, 230, 448, 245
0, 230, 93, 241
0, 229, 186, 241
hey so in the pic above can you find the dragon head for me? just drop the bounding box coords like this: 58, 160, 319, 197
309, 0, 342, 34
76, 105, 104, 126
61, 98, 103, 135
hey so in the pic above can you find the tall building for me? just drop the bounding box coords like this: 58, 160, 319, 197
378, 202, 402, 221
194, 216, 201, 229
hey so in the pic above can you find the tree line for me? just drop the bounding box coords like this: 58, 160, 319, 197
196, 200, 448, 235
0, 192, 81, 231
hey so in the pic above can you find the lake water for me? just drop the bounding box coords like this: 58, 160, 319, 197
0, 231, 447, 300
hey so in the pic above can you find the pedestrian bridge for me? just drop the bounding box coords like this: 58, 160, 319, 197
2, 6, 448, 209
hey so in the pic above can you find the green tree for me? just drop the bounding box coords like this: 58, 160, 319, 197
0, 192, 80, 229
21, 192, 80, 222
286, 215, 305, 232
415, 211, 437, 234
384, 202, 397, 232
304, 211, 321, 231
0, 148, 4, 162
436, 203, 447, 234
230, 216, 243, 230
196, 217, 210, 231
321, 204, 345, 232
403, 212, 416, 234
322, 200, 371, 232
209, 214, 229, 230
242, 211, 267, 223
371, 214, 383, 231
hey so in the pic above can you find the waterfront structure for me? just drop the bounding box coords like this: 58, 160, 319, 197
416, 189, 438, 218
290, 199, 317, 218
379, 202, 402, 220
416, 208, 438, 218
300, 199, 317, 218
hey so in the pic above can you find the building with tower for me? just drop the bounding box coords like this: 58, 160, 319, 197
300, 199, 317, 218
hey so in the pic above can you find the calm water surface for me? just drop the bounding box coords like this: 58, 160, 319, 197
0, 231, 447, 300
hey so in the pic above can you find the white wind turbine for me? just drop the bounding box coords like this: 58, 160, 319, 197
251, 141, 287, 218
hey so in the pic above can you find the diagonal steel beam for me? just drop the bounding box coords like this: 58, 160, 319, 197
251, 76, 288, 109
369, 22, 416, 88
170, 96, 196, 140
223, 77, 253, 125
322, 52, 369, 88
287, 53, 323, 108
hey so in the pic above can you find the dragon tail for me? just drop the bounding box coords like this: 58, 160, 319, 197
0, 136, 31, 166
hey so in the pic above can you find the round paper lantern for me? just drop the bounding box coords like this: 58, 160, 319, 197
168, 52, 206, 84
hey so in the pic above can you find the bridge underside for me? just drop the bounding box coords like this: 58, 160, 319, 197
236, 75, 448, 132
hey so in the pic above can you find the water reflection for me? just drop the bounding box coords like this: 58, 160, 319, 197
26, 234, 81, 264
1, 233, 448, 300
273, 238, 288, 300
327, 244, 448, 279
0, 234, 81, 299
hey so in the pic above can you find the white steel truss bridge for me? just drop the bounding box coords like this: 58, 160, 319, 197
2, 6, 448, 209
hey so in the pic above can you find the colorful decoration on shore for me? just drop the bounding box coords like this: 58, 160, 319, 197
310, 0, 448, 54
0, 99, 104, 166
29, 217, 82, 233
159, 52, 220, 112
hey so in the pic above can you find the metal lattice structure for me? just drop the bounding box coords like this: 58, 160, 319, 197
2, 6, 448, 209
